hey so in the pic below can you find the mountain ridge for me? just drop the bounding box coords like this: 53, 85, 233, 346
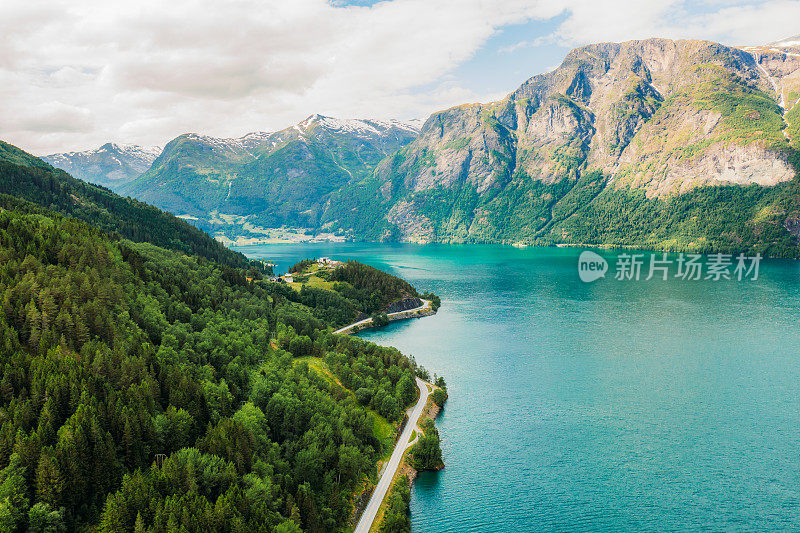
117, 115, 421, 238
42, 142, 162, 189
314, 37, 800, 255
37, 37, 800, 256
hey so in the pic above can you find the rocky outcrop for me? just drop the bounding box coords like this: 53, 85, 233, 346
386, 200, 435, 243
625, 142, 796, 197
380, 39, 797, 198
384, 297, 423, 314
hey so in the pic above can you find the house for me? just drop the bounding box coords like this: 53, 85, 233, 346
283, 274, 294, 283
317, 257, 333, 265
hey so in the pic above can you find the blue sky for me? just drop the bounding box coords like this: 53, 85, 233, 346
432, 16, 573, 101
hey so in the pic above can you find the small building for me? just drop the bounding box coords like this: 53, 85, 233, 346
318, 257, 333, 265
283, 274, 294, 283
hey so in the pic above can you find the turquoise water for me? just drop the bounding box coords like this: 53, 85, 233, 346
234, 243, 800, 531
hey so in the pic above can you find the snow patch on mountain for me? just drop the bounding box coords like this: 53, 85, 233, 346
47, 142, 162, 164
298, 114, 420, 138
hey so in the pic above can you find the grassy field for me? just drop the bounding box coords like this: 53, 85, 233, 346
288, 263, 340, 291
293, 355, 338, 386
373, 412, 396, 461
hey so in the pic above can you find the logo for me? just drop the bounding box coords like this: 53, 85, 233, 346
576, 250, 761, 282
578, 251, 608, 282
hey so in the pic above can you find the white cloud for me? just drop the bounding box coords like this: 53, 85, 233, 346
1, 0, 798, 154
1, 0, 555, 153
537, 0, 800, 49
7, 101, 93, 133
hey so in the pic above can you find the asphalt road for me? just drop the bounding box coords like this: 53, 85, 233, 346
354, 377, 430, 533
333, 299, 431, 335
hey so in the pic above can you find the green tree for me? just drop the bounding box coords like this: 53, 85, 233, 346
35, 450, 64, 508
0, 454, 30, 532
28, 502, 66, 533
380, 476, 411, 533
396, 374, 416, 406
410, 420, 443, 470
432, 388, 448, 407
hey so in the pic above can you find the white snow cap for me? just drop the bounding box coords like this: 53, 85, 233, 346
298, 114, 421, 136
48, 142, 162, 162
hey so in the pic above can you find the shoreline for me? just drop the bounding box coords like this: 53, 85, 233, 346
333, 299, 435, 335
230, 240, 800, 261
367, 383, 445, 533
353, 377, 430, 533
334, 299, 440, 532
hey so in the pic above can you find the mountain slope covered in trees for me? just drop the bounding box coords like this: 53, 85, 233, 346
0, 142, 435, 532
0, 141, 248, 268
116, 116, 420, 239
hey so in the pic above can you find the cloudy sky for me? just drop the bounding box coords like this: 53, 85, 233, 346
2, 0, 799, 155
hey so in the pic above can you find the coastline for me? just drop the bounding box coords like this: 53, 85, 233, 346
352, 377, 430, 533
334, 300, 442, 532
229, 239, 800, 260
334, 299, 436, 335
368, 382, 445, 532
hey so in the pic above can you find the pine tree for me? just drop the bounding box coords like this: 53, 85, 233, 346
35, 450, 64, 507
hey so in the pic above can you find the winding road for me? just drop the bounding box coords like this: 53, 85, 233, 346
333, 299, 432, 335
354, 377, 430, 533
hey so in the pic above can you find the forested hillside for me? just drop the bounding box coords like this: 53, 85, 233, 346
0, 142, 436, 531
0, 141, 248, 268
277, 260, 425, 327
116, 116, 419, 239
0, 197, 427, 532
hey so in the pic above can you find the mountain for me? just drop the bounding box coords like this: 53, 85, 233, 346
0, 140, 248, 267
320, 38, 800, 256
44, 38, 800, 256
43, 142, 162, 190
769, 34, 800, 53
120, 115, 420, 238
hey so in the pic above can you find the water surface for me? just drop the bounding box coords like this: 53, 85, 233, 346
234, 243, 800, 531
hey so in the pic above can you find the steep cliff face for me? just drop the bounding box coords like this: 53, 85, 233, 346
377, 39, 797, 197
323, 38, 800, 254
